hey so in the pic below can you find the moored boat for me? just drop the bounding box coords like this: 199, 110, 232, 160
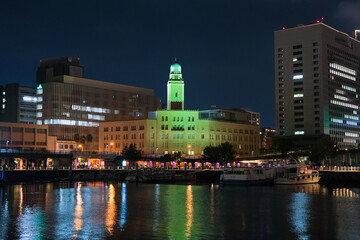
274, 163, 320, 185
220, 167, 275, 186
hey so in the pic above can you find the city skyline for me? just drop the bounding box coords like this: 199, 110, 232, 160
0, 0, 359, 127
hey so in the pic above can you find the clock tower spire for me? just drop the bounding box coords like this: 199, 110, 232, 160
167, 59, 185, 110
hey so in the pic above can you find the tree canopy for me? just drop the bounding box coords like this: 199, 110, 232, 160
121, 144, 141, 162
203, 142, 236, 165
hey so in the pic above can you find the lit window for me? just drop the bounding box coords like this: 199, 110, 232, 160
346, 121, 357, 126
329, 63, 356, 76
36, 120, 42, 125
2, 98, 5, 103
37, 96, 43, 102
342, 85, 356, 92
293, 58, 298, 62
331, 118, 343, 123
345, 132, 359, 137
294, 131, 304, 135
334, 94, 349, 101
44, 119, 99, 127
88, 114, 105, 120
37, 89, 43, 95
22, 96, 37, 102
293, 74, 303, 80
330, 69, 356, 81
2, 91, 5, 95
294, 93, 304, 98
2, 104, 4, 109
330, 100, 358, 109
37, 104, 43, 110
344, 115, 359, 120
36, 112, 42, 117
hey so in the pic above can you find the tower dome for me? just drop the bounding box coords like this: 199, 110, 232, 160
169, 59, 182, 80
170, 62, 182, 74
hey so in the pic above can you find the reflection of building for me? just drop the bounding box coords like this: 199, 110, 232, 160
36, 57, 161, 151
275, 23, 360, 149
260, 127, 276, 150
0, 83, 37, 124
0, 122, 56, 151
99, 61, 260, 156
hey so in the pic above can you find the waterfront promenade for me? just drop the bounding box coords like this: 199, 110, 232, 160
2, 165, 360, 186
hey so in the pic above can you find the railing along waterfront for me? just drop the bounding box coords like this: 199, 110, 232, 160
320, 166, 360, 171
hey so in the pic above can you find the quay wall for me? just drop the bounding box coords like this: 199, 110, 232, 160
320, 171, 360, 186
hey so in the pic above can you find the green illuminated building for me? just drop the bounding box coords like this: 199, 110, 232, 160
167, 60, 185, 110
99, 61, 260, 156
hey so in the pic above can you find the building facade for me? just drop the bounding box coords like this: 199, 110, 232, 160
99, 61, 260, 156
275, 23, 360, 149
0, 83, 37, 124
36, 57, 161, 150
0, 122, 56, 151
260, 127, 276, 150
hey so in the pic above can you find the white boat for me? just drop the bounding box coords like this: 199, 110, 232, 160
220, 167, 275, 186
274, 163, 320, 185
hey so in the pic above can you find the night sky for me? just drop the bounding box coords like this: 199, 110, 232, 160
0, 0, 358, 127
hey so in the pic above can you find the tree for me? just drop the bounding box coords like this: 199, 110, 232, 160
203, 145, 221, 164
159, 154, 172, 164
172, 152, 184, 165
121, 144, 141, 165
86, 134, 93, 143
203, 142, 236, 166
73, 133, 93, 150
270, 137, 296, 154
309, 137, 337, 165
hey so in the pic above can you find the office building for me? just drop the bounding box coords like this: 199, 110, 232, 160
0, 83, 37, 124
99, 61, 260, 156
0, 122, 56, 151
275, 23, 360, 149
36, 57, 161, 150
260, 127, 276, 150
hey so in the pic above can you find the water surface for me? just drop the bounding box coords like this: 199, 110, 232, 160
0, 182, 359, 240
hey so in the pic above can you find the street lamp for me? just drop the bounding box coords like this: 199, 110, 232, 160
78, 144, 83, 152
110, 142, 114, 152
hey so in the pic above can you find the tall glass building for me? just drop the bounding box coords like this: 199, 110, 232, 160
275, 23, 360, 149
36, 57, 161, 150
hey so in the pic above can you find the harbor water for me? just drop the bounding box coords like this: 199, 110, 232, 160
0, 182, 360, 239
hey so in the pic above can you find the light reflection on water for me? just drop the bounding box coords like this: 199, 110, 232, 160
185, 185, 193, 239
0, 183, 360, 239
289, 193, 310, 240
73, 183, 83, 237
105, 184, 116, 235
119, 182, 127, 230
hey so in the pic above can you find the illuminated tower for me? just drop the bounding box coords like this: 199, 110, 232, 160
167, 60, 184, 110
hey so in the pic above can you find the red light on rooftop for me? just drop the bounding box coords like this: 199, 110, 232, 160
321, 17, 324, 20
77, 58, 80, 60
316, 20, 320, 23
282, 27, 285, 30
40, 60, 42, 62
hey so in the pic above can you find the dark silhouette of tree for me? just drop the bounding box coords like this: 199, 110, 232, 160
73, 133, 93, 150
203, 142, 236, 165
159, 154, 172, 164
271, 137, 295, 154
121, 144, 141, 165
86, 134, 93, 143
309, 137, 337, 165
